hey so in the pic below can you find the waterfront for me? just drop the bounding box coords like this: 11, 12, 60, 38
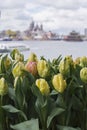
0, 40, 87, 60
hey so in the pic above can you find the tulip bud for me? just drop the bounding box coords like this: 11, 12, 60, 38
10, 49, 20, 60
74, 57, 80, 66
36, 78, 50, 95
25, 61, 38, 76
37, 60, 49, 78
80, 67, 87, 83
28, 53, 38, 62
0, 55, 11, 73
12, 62, 25, 78
80, 56, 87, 67
59, 56, 73, 76
4, 56, 11, 70
15, 53, 24, 62
52, 73, 67, 93
65, 56, 73, 65
0, 77, 8, 96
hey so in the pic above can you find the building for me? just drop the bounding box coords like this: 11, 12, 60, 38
63, 30, 83, 41
84, 28, 87, 36
29, 21, 34, 31
24, 21, 45, 40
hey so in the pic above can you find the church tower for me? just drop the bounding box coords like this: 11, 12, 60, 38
29, 21, 34, 31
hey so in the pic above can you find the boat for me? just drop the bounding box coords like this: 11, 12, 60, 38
2, 37, 12, 41
63, 31, 83, 41
0, 38, 3, 41
0, 44, 11, 53
49, 36, 61, 40
0, 43, 30, 53
9, 45, 30, 52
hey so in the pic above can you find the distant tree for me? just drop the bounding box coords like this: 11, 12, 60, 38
5, 30, 17, 37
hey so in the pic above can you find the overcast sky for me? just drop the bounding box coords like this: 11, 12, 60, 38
0, 0, 87, 34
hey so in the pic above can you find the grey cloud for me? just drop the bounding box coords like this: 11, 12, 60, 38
1, 0, 87, 11
0, 0, 26, 9
43, 19, 54, 23
15, 13, 32, 21
1, 0, 87, 32
35, 0, 87, 10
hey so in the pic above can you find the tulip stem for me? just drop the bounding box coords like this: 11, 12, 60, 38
85, 85, 87, 130
1, 96, 3, 106
0, 96, 4, 130
82, 84, 87, 130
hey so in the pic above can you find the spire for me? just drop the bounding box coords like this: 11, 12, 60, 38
29, 21, 34, 31
40, 24, 43, 31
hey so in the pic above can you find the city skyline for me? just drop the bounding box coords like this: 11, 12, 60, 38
0, 0, 87, 34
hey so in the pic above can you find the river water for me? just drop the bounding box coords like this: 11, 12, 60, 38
0, 40, 87, 60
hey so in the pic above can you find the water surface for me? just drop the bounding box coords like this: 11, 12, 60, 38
0, 40, 87, 60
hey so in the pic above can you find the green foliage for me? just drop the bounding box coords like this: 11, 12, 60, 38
0, 50, 87, 130
47, 107, 65, 128
10, 119, 39, 130
57, 125, 81, 130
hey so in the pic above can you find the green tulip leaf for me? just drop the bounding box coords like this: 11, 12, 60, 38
32, 84, 44, 105
50, 90, 58, 95
15, 77, 26, 109
10, 119, 39, 130
2, 105, 20, 113
71, 94, 83, 110
47, 107, 65, 128
8, 87, 16, 102
2, 105, 27, 120
57, 125, 81, 130
23, 70, 35, 85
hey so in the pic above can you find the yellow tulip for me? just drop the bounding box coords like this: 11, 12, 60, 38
59, 56, 73, 76
36, 78, 50, 95
37, 60, 49, 78
15, 53, 24, 62
52, 73, 67, 93
4, 56, 11, 70
28, 53, 38, 62
0, 77, 8, 96
12, 62, 25, 78
80, 56, 87, 67
0, 56, 11, 73
10, 48, 20, 60
74, 57, 80, 66
80, 67, 87, 83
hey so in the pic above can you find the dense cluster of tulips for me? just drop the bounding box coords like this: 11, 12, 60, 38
0, 49, 87, 130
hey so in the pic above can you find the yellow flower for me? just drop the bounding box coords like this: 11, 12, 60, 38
28, 53, 38, 62
80, 56, 87, 67
10, 49, 20, 60
74, 57, 80, 66
0, 77, 8, 96
59, 56, 73, 76
52, 73, 67, 93
4, 56, 11, 70
80, 67, 87, 83
37, 60, 49, 78
36, 78, 50, 95
12, 62, 25, 78
0, 55, 11, 73
25, 61, 38, 76
15, 53, 24, 62
65, 56, 73, 65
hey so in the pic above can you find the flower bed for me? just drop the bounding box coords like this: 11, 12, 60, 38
0, 49, 87, 130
